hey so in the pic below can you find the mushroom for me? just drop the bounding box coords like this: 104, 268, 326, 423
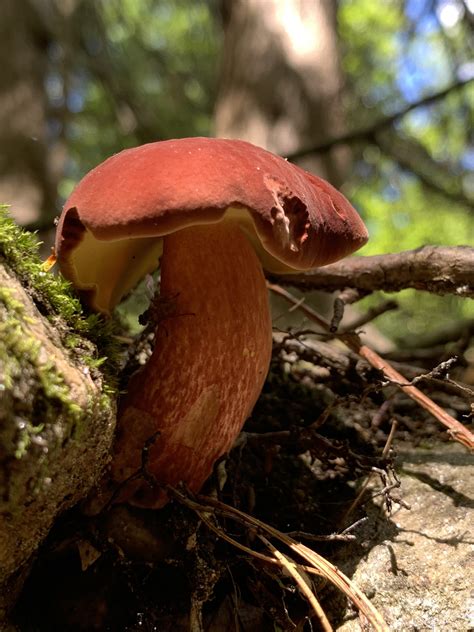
55, 137, 368, 507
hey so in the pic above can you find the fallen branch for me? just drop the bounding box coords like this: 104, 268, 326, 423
267, 283, 474, 451
271, 246, 474, 297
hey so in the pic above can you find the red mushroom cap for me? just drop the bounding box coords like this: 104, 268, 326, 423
56, 137, 368, 313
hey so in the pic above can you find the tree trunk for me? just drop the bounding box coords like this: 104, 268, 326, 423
213, 0, 390, 348
215, 0, 349, 185
0, 0, 57, 226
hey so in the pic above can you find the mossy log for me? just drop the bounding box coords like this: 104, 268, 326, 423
0, 212, 116, 616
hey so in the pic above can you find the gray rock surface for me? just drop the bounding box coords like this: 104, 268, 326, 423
337, 442, 473, 631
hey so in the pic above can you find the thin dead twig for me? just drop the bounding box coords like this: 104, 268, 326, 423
271, 246, 474, 297
285, 78, 473, 161
409, 357, 459, 385
342, 300, 399, 332
382, 357, 473, 400
330, 288, 365, 332
374, 130, 472, 208
343, 419, 400, 521
241, 427, 390, 474
285, 531, 356, 542
267, 283, 474, 451
285, 517, 368, 542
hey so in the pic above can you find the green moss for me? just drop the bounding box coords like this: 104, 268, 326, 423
0, 208, 79, 319
0, 207, 120, 523
0, 283, 91, 459
0, 286, 25, 313
0, 287, 30, 391
15, 423, 44, 460
0, 206, 122, 386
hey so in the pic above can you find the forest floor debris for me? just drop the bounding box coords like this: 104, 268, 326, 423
12, 315, 473, 631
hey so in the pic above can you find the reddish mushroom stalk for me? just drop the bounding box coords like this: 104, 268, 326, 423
54, 138, 368, 507
112, 222, 272, 506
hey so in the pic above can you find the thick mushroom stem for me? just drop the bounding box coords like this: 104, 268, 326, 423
111, 221, 272, 507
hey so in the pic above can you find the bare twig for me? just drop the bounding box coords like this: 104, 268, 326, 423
406, 357, 459, 386
267, 283, 474, 450
381, 358, 474, 402
286, 78, 473, 160
330, 288, 365, 332
240, 427, 389, 473
343, 300, 399, 332
284, 531, 356, 542
343, 419, 400, 521
340, 517, 370, 535
374, 131, 472, 208
272, 246, 474, 297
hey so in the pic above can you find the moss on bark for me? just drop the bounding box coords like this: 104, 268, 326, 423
0, 208, 118, 614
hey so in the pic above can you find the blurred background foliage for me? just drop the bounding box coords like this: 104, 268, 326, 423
52, 0, 220, 193
339, 0, 474, 342
1, 0, 473, 343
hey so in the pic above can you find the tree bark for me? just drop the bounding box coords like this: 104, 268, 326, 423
272, 246, 474, 297
0, 0, 56, 226
0, 258, 115, 615
215, 0, 349, 185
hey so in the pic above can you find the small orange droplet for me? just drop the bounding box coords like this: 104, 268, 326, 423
42, 252, 57, 272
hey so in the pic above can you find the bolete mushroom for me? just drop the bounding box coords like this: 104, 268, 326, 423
55, 137, 368, 507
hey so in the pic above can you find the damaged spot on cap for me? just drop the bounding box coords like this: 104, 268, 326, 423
265, 174, 310, 252
59, 207, 87, 251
